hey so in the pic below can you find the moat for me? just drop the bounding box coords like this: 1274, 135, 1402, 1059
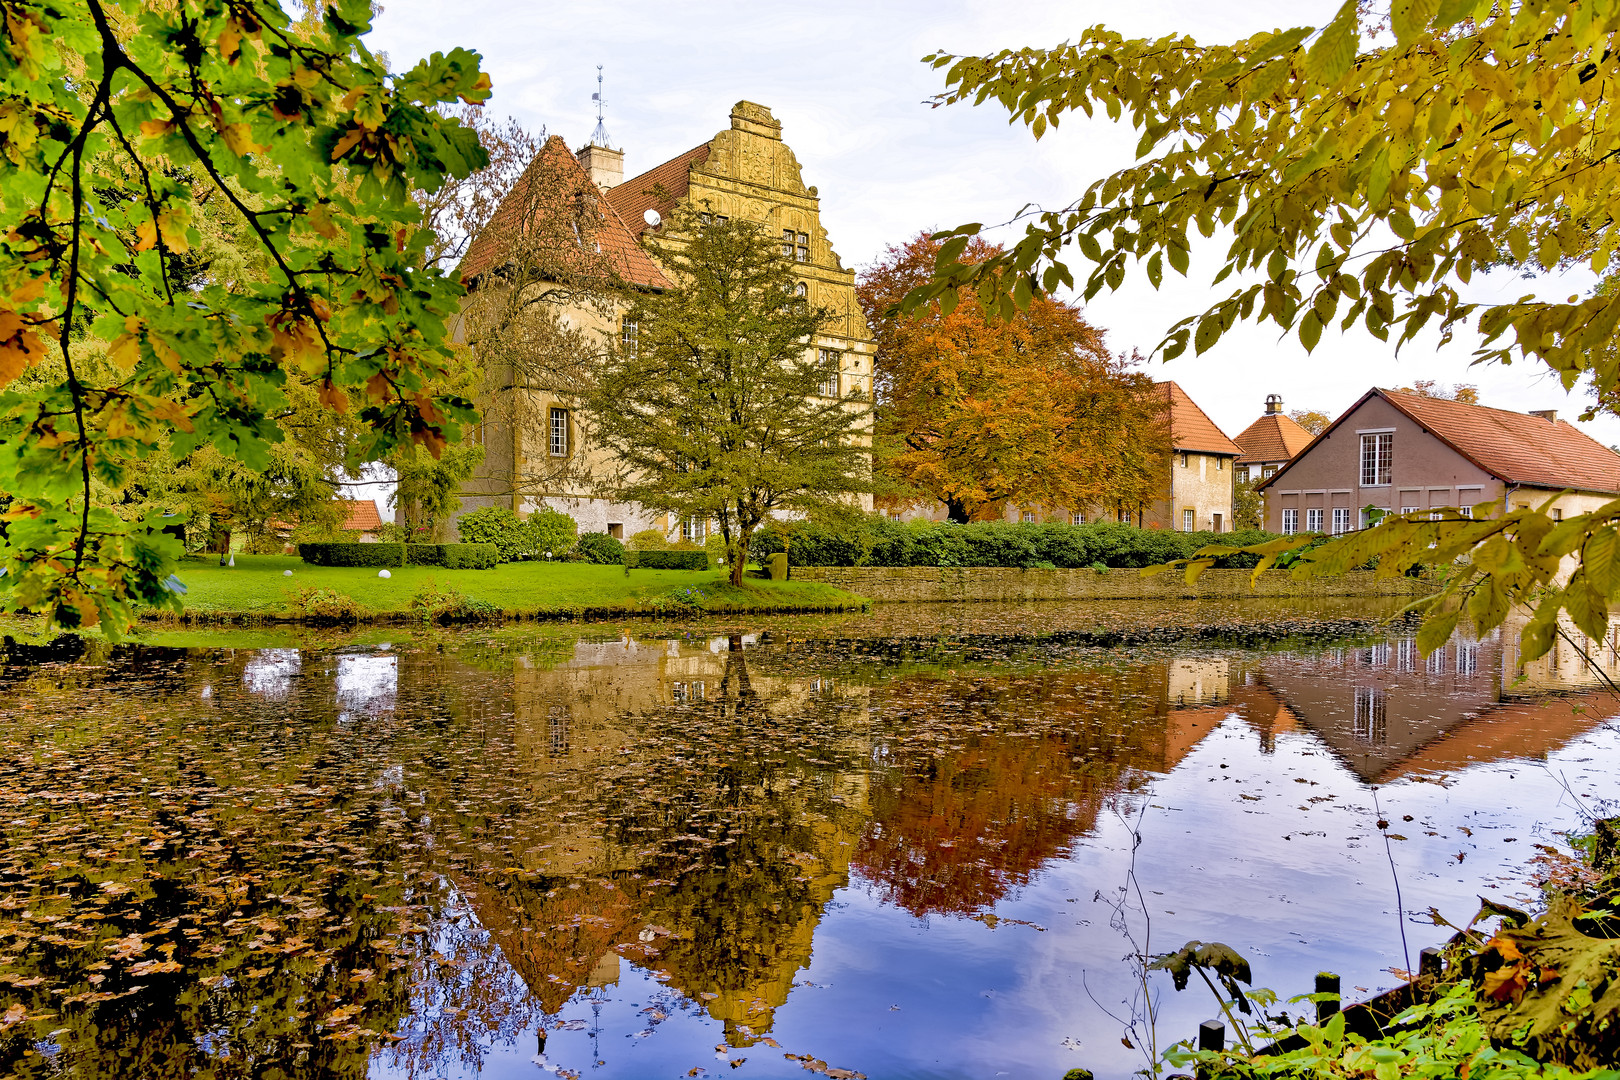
0, 600, 1614, 1079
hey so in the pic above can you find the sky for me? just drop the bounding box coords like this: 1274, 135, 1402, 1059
353, 0, 1616, 506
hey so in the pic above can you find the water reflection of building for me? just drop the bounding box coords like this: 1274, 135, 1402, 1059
1252, 617, 1620, 781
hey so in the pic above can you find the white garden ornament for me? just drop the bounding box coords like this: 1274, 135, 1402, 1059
378, 569, 392, 579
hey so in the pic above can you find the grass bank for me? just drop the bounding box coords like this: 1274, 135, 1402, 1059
152, 554, 869, 623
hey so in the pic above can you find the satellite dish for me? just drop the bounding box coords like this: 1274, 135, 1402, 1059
643, 209, 662, 228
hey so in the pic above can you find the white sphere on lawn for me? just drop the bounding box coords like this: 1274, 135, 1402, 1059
378, 569, 392, 579
283, 570, 293, 576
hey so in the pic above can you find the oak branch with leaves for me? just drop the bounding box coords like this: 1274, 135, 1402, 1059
0, 0, 490, 633
907, 0, 1620, 662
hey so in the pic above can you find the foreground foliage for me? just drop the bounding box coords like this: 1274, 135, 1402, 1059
912, 0, 1620, 663
0, 0, 491, 634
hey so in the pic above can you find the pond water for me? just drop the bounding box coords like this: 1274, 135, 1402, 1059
1, 600, 1616, 1080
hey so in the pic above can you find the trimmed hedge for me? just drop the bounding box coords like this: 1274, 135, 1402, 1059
297, 541, 498, 569
750, 518, 1287, 570
299, 542, 405, 567
628, 549, 709, 570
406, 542, 499, 570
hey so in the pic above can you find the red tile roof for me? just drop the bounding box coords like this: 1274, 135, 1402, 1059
1380, 389, 1620, 494
341, 499, 383, 533
1233, 411, 1314, 465
1257, 388, 1620, 495
458, 136, 669, 289
605, 143, 711, 240
1162, 381, 1241, 456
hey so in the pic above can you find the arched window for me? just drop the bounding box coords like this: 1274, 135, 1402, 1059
794, 282, 807, 298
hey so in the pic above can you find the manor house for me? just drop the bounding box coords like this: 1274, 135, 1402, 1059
447, 101, 875, 542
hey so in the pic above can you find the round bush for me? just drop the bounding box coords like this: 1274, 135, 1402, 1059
574, 532, 626, 564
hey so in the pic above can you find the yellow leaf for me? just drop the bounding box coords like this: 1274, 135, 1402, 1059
221, 123, 264, 156
138, 118, 175, 140
107, 332, 141, 370
330, 125, 365, 162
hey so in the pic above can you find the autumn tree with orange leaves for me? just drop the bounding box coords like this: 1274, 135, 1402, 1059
859, 234, 1168, 524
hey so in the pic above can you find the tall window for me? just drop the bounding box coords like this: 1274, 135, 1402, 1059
1179, 451, 1189, 468
1182, 508, 1194, 532
549, 407, 569, 457
796, 231, 809, 262
1118, 508, 1133, 524
817, 348, 840, 397
1306, 507, 1323, 532
794, 281, 807, 298
1360, 432, 1393, 486
621, 317, 638, 354
781, 228, 794, 258
1236, 465, 1249, 483
682, 516, 706, 543
1282, 508, 1298, 534
1353, 686, 1387, 743
1332, 507, 1351, 534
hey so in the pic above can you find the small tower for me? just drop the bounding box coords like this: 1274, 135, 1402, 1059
576, 65, 624, 192
1264, 393, 1283, 415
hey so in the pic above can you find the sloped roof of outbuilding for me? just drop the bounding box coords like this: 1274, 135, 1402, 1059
1162, 381, 1241, 456
1233, 411, 1314, 465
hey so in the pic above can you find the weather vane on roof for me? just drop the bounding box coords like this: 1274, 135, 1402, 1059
590, 65, 615, 150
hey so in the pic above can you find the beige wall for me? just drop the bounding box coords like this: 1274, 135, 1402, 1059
1148, 450, 1235, 532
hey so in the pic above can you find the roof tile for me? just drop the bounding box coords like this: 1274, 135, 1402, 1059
1162, 381, 1241, 455
1233, 412, 1314, 465
604, 143, 712, 240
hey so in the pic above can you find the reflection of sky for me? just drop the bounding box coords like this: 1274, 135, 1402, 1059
241, 649, 299, 701
372, 701, 1620, 1080
336, 653, 397, 722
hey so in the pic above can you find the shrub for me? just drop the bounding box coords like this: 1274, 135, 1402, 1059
282, 585, 372, 622
409, 579, 501, 622
298, 542, 405, 567
574, 532, 626, 564
456, 506, 526, 561
629, 549, 709, 570
628, 529, 668, 551
525, 508, 578, 559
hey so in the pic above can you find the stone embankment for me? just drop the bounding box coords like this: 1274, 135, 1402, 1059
788, 566, 1433, 604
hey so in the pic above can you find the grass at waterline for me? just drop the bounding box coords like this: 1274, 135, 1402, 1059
148, 554, 868, 622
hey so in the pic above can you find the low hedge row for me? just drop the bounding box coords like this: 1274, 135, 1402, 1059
750, 518, 1285, 569
628, 549, 709, 570
297, 542, 499, 569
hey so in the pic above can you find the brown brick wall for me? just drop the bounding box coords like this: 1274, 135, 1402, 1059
789, 566, 1433, 603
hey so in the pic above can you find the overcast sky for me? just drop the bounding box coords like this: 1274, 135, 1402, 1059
354, 0, 1614, 506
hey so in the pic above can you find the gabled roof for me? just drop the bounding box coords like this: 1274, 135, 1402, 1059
1233, 411, 1314, 465
341, 499, 383, 533
1162, 381, 1241, 456
1256, 387, 1620, 494
458, 135, 669, 289
604, 142, 712, 240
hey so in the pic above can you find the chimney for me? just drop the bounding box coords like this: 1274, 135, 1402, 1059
1529, 408, 1557, 422
576, 144, 623, 192
1265, 393, 1283, 415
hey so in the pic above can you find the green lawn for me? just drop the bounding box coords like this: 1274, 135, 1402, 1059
159, 554, 867, 620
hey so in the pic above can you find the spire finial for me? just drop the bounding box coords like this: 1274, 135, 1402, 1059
590, 65, 615, 149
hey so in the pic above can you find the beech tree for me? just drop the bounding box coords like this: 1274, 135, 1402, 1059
589, 211, 870, 585
909, 0, 1620, 660
861, 233, 1167, 523
0, 0, 490, 634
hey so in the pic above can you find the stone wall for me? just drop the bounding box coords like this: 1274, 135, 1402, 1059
789, 566, 1433, 603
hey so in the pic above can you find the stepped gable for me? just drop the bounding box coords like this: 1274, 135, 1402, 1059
458, 135, 669, 288
604, 143, 712, 240
1162, 381, 1241, 455
1233, 411, 1314, 465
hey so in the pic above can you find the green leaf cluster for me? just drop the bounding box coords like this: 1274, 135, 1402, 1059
0, 0, 493, 634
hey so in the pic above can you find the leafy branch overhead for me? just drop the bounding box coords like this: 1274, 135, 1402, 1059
915, 0, 1620, 657
0, 0, 492, 633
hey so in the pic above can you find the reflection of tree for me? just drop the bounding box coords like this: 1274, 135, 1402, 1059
853, 668, 1175, 917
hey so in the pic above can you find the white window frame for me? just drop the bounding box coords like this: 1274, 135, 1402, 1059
817, 348, 840, 397
549, 407, 569, 457
1071, 512, 1085, 525
1332, 507, 1352, 534
681, 516, 706, 543
1306, 507, 1323, 532
1359, 431, 1393, 486
1282, 508, 1299, 535
1182, 508, 1195, 532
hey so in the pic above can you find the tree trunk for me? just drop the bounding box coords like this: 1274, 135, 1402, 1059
945, 498, 970, 525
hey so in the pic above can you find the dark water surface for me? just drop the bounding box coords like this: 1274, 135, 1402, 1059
0, 600, 1616, 1080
